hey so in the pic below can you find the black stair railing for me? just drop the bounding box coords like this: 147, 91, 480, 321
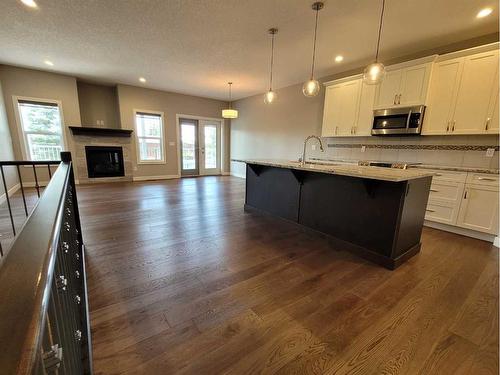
0, 159, 60, 256
0, 152, 93, 374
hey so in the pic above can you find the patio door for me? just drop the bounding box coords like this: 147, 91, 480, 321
180, 118, 221, 176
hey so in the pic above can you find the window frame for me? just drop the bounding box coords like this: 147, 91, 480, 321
13, 96, 67, 161
133, 109, 166, 165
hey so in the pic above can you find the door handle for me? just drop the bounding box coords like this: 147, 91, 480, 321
405, 110, 412, 129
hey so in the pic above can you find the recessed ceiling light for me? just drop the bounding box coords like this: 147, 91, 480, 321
139, 77, 146, 83
20, 0, 37, 8
44, 60, 54, 66
335, 55, 344, 63
477, 7, 493, 18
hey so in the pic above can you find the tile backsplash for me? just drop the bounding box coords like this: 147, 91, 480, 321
310, 135, 499, 169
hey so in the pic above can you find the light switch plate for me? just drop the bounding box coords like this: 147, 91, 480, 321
486, 148, 495, 157
361, 145, 366, 153
169, 141, 176, 146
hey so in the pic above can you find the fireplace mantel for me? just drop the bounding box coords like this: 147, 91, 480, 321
69, 126, 133, 137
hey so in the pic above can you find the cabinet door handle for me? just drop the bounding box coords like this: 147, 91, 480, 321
464, 190, 468, 199
485, 117, 491, 131
452, 120, 456, 132
430, 189, 439, 192
393, 94, 397, 105
426, 209, 435, 213
446, 121, 450, 132
398, 94, 402, 105
435, 173, 443, 176
478, 177, 496, 181
335, 126, 338, 135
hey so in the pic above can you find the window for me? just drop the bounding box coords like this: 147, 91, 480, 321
134, 111, 164, 163
17, 99, 64, 161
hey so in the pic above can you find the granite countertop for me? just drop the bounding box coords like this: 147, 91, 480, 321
233, 159, 435, 182
308, 158, 500, 175
408, 164, 499, 175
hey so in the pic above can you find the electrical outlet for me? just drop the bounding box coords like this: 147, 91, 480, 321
361, 145, 366, 153
486, 148, 495, 157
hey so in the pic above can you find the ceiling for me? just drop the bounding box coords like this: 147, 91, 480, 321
0, 0, 498, 100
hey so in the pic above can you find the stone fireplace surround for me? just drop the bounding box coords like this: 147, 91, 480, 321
72, 132, 133, 184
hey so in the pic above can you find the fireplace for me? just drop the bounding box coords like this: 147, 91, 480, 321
85, 146, 125, 178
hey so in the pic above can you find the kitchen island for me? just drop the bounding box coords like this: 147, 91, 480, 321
235, 159, 434, 269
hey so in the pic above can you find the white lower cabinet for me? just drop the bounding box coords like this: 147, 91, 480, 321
423, 170, 499, 235
456, 184, 499, 234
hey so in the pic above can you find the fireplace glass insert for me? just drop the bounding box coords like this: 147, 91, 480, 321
85, 146, 125, 178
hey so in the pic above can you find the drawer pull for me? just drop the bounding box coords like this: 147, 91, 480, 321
435, 173, 443, 176
430, 189, 439, 192
426, 209, 435, 213
477, 177, 496, 181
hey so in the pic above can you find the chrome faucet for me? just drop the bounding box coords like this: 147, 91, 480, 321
301, 135, 324, 166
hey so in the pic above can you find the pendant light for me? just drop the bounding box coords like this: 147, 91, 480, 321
363, 0, 386, 85
302, 2, 323, 98
222, 82, 238, 119
264, 28, 278, 104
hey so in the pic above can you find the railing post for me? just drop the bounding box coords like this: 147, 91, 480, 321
0, 165, 15, 242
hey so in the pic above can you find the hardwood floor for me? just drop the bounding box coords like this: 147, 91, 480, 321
75, 176, 499, 375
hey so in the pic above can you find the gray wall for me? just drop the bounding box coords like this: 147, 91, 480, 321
117, 84, 230, 178
0, 80, 17, 197
0, 65, 231, 181
77, 82, 120, 128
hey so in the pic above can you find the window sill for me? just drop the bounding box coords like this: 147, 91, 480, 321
137, 160, 167, 165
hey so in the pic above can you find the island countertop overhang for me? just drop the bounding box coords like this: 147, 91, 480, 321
233, 159, 435, 182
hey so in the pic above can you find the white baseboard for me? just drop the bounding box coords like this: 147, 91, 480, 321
132, 174, 180, 182
424, 220, 497, 243
0, 183, 20, 205
494, 237, 499, 248
230, 172, 246, 179
221, 171, 231, 176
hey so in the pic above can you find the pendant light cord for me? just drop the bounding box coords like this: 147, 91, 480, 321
228, 82, 232, 109
269, 32, 275, 91
310, 7, 319, 79
375, 0, 385, 62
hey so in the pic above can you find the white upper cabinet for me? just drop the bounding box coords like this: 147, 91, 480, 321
452, 50, 499, 134
422, 47, 499, 135
374, 60, 434, 109
322, 76, 375, 137
487, 88, 499, 134
422, 58, 464, 135
356, 82, 377, 136
375, 70, 402, 108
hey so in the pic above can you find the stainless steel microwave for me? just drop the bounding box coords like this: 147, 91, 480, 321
371, 105, 426, 135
